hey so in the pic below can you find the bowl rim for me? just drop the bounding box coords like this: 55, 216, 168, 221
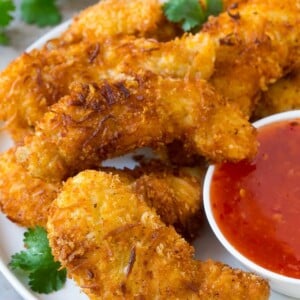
203, 109, 300, 284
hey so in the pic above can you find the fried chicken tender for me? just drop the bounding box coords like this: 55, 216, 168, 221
0, 33, 215, 141
16, 75, 256, 182
0, 0, 179, 141
254, 69, 300, 119
0, 148, 59, 227
129, 161, 205, 240
62, 0, 246, 44
0, 0, 246, 142
0, 148, 203, 238
3, 0, 300, 140
47, 170, 269, 300
62, 0, 179, 43
204, 0, 300, 116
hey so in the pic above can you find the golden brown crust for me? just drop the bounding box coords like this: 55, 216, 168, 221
129, 161, 205, 240
0, 33, 214, 141
61, 0, 179, 43
254, 69, 300, 119
16, 75, 256, 182
0, 149, 60, 227
2, 0, 300, 141
198, 259, 269, 299
47, 170, 269, 299
0, 149, 203, 238
204, 0, 300, 116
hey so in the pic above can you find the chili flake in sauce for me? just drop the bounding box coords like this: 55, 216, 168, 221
211, 119, 300, 278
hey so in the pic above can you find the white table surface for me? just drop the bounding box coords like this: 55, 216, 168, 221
0, 1, 95, 298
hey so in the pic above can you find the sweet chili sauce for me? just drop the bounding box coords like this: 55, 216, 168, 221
211, 119, 300, 278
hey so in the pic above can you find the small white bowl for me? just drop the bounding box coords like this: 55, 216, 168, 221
204, 110, 300, 298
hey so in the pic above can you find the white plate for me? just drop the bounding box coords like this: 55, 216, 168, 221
0, 20, 293, 300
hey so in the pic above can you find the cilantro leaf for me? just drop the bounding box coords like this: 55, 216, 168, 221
0, 0, 15, 27
29, 266, 67, 294
163, 0, 223, 32
206, 0, 223, 17
9, 226, 66, 294
164, 0, 205, 31
0, 31, 9, 45
20, 0, 62, 27
0, 0, 15, 45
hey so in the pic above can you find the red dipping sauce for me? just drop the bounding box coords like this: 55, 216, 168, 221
211, 119, 300, 278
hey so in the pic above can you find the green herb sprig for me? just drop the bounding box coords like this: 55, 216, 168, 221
0, 0, 223, 46
163, 0, 223, 32
0, 0, 61, 45
9, 226, 66, 294
0, 0, 15, 45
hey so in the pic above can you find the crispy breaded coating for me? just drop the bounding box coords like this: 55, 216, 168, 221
16, 75, 257, 182
198, 259, 268, 299
0, 0, 180, 142
0, 0, 247, 142
0, 149, 203, 238
3, 0, 300, 140
0, 33, 215, 141
0, 149, 59, 227
254, 69, 300, 119
129, 161, 205, 240
204, 0, 300, 116
62, 0, 178, 43
47, 170, 269, 300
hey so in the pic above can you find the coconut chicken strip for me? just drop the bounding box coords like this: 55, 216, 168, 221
62, 0, 179, 43
0, 148, 203, 238
254, 69, 300, 119
4, 0, 300, 139
0, 0, 179, 142
47, 170, 269, 300
129, 160, 205, 240
0, 149, 59, 227
63, 0, 247, 43
0, 0, 250, 142
204, 0, 300, 116
0, 33, 214, 142
16, 75, 256, 182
